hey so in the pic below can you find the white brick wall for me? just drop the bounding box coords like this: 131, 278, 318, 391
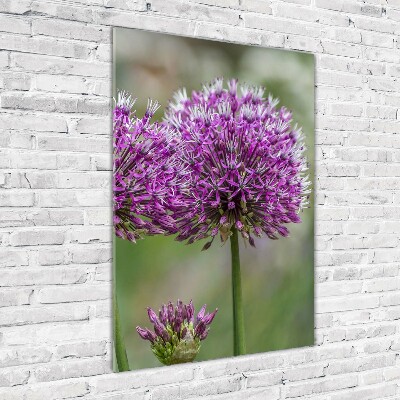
0, 0, 399, 398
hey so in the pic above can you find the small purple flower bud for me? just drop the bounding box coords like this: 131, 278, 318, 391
249, 235, 256, 247
159, 305, 168, 325
254, 226, 263, 237
202, 308, 218, 325
277, 225, 289, 237
202, 241, 212, 251
289, 212, 302, 223
147, 307, 159, 325
136, 326, 149, 340
167, 302, 174, 325
180, 327, 188, 339
196, 304, 206, 322
126, 232, 136, 243
175, 304, 183, 333
199, 329, 209, 341
235, 220, 244, 231
154, 320, 169, 342
187, 300, 194, 323
194, 320, 206, 337
177, 299, 183, 315
174, 319, 182, 336
181, 302, 187, 320
136, 326, 156, 344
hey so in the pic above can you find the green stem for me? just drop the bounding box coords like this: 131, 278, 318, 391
230, 227, 246, 356
113, 290, 130, 372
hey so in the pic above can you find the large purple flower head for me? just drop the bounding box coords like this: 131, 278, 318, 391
113, 91, 180, 242
165, 78, 310, 248
136, 300, 218, 365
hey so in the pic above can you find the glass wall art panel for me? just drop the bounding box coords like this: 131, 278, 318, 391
112, 27, 315, 372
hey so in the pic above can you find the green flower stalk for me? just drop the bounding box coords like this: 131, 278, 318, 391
165, 78, 310, 355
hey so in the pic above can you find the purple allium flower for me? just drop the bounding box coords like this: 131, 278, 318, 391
165, 78, 310, 248
113, 91, 180, 242
136, 300, 218, 365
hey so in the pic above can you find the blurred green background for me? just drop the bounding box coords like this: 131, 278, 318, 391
113, 28, 315, 371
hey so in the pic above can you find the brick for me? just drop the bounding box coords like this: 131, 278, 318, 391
37, 248, 67, 266
92, 365, 194, 393
317, 294, 380, 313
30, 1, 94, 23
0, 33, 93, 59
91, 154, 112, 171
0, 346, 52, 368
0, 15, 31, 35
245, 370, 282, 387
32, 19, 110, 43
0, 131, 35, 149
37, 136, 109, 153
240, 0, 272, 14
0, 267, 88, 287
26, 209, 84, 226
33, 358, 110, 382
384, 366, 400, 381
320, 40, 362, 58
2, 320, 110, 345
37, 190, 110, 208
0, 0, 31, 14
0, 113, 67, 132
70, 246, 111, 264
37, 284, 110, 304
24, 380, 90, 400
326, 354, 394, 375
0, 288, 32, 307
316, 280, 362, 297
2, 72, 31, 91
329, 103, 363, 117
56, 340, 107, 359
317, 71, 363, 88
0, 191, 35, 207
10, 230, 65, 246
67, 227, 110, 244
199, 387, 280, 400
0, 250, 29, 267
1, 93, 55, 112
95, 264, 111, 281
180, 376, 242, 398
35, 74, 108, 96
12, 52, 109, 78
285, 375, 358, 397
56, 153, 91, 171
0, 303, 89, 326
84, 208, 112, 225
0, 368, 30, 387
329, 383, 396, 400
361, 31, 394, 48
76, 117, 109, 134
315, 0, 361, 14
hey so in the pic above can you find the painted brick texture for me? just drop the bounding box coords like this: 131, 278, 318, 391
0, 0, 399, 399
